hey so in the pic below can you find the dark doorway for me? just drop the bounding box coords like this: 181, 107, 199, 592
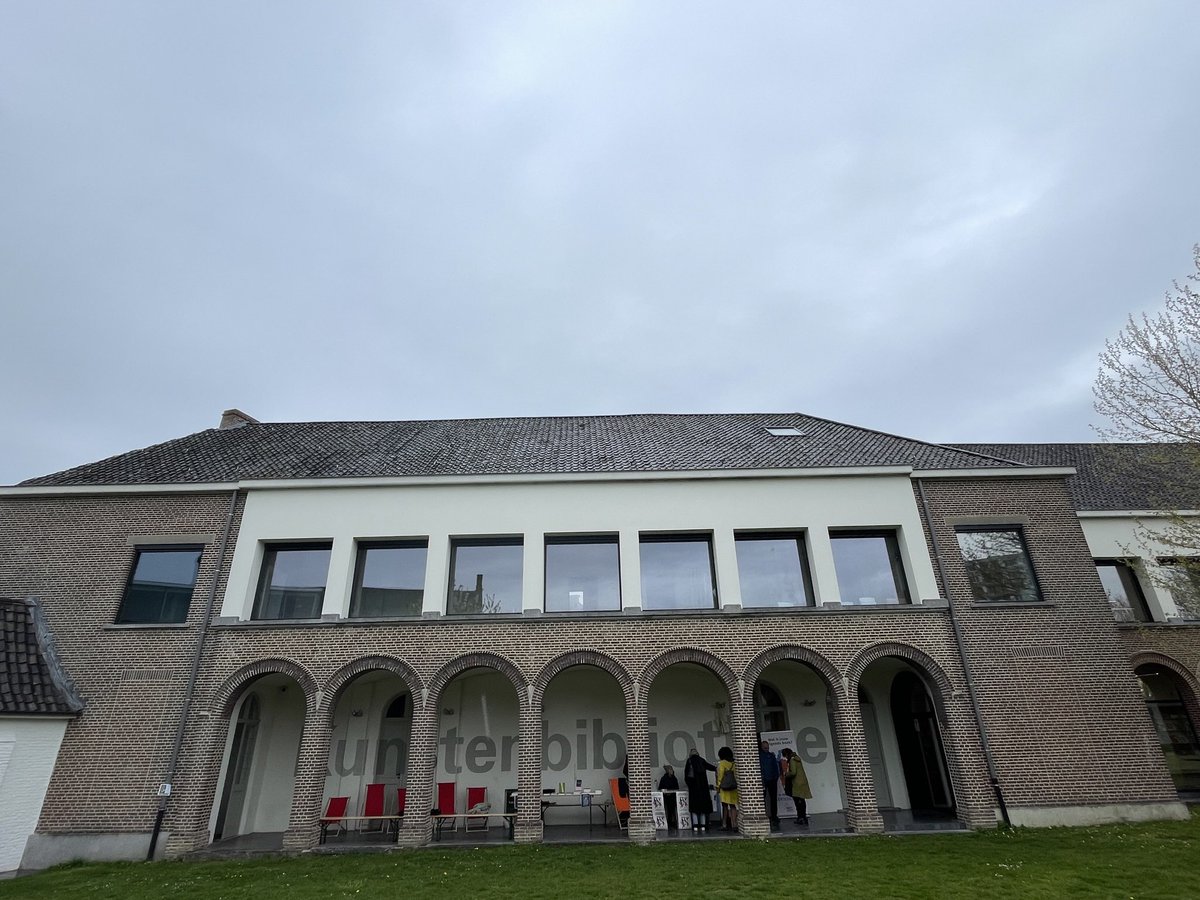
889, 671, 953, 815
215, 692, 261, 839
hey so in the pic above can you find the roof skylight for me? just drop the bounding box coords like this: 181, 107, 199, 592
765, 426, 805, 436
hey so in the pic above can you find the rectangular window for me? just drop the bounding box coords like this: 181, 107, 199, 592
1157, 558, 1200, 620
447, 537, 523, 615
252, 542, 332, 620
830, 530, 910, 605
545, 535, 621, 613
1095, 560, 1151, 622
639, 533, 717, 610
955, 527, 1040, 603
350, 541, 428, 617
116, 547, 202, 624
734, 532, 815, 608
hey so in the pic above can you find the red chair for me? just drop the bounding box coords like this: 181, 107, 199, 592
437, 781, 457, 831
396, 787, 407, 818
360, 782, 386, 831
465, 786, 489, 832
320, 796, 350, 842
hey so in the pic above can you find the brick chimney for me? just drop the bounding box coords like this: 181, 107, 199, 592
219, 408, 260, 430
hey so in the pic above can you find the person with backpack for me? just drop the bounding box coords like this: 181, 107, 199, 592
715, 745, 739, 831
781, 747, 812, 825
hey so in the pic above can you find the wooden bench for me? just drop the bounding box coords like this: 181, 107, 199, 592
319, 814, 404, 844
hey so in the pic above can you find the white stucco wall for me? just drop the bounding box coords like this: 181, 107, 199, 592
220, 473, 940, 619
0, 717, 69, 873
1079, 513, 1200, 619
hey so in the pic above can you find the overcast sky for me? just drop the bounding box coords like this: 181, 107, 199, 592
3, 1, 1199, 484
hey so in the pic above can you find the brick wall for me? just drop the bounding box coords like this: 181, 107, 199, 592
914, 476, 1179, 809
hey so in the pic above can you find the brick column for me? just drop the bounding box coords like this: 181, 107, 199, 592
397, 700, 438, 847
834, 696, 884, 833
731, 698, 769, 837
514, 689, 544, 844
162, 712, 232, 855
281, 701, 331, 851
624, 700, 653, 844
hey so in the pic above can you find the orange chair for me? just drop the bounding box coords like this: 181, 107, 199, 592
609, 778, 630, 831
436, 781, 457, 831
465, 786, 489, 832
320, 796, 350, 842
360, 782, 386, 831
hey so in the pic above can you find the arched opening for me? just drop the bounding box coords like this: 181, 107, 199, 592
646, 662, 735, 835
859, 657, 957, 830
540, 665, 628, 840
1136, 664, 1200, 796
211, 673, 305, 846
321, 670, 414, 843
752, 661, 846, 833
432, 666, 520, 842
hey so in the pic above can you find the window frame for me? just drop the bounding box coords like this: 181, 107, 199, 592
115, 544, 204, 625
733, 530, 816, 608
637, 531, 719, 611
446, 536, 524, 616
829, 528, 912, 606
1095, 558, 1152, 623
954, 525, 1042, 604
349, 539, 429, 619
543, 533, 622, 614
251, 541, 333, 621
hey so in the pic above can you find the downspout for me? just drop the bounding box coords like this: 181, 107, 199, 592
914, 478, 1011, 828
147, 488, 240, 860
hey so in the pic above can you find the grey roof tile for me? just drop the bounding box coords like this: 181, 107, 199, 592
951, 443, 1200, 511
0, 597, 83, 716
18, 413, 1018, 486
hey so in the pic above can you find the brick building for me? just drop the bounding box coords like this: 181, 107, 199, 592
1, 411, 1197, 869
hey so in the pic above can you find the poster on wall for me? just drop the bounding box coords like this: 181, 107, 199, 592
761, 730, 797, 818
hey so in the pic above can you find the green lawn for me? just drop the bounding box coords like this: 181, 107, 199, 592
4, 811, 1198, 900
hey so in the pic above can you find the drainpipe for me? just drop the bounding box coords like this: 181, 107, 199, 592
147, 488, 241, 860
914, 478, 1011, 828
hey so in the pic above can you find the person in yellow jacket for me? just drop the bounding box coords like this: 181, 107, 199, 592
781, 747, 812, 825
715, 745, 739, 831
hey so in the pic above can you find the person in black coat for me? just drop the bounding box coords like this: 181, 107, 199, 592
683, 748, 716, 831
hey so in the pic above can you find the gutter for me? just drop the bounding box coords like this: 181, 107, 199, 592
914, 478, 1011, 828
147, 488, 240, 860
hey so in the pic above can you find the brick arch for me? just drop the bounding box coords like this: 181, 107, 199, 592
743, 644, 845, 707
845, 641, 957, 701
426, 651, 529, 706
318, 655, 425, 724
533, 650, 635, 706
1131, 651, 1200, 703
211, 657, 318, 719
638, 647, 739, 699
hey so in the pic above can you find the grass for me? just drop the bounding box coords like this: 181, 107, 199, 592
3, 811, 1198, 900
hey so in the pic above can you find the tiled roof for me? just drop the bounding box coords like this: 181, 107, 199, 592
17, 413, 1021, 487
0, 597, 83, 716
951, 443, 1200, 512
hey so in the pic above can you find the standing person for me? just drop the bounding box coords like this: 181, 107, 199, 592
759, 739, 781, 830
715, 746, 739, 831
658, 765, 680, 831
683, 748, 716, 831
781, 748, 813, 825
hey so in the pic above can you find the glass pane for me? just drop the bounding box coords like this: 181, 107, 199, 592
448, 541, 523, 614
255, 546, 330, 619
352, 544, 427, 617
1096, 562, 1148, 622
639, 538, 716, 610
831, 535, 906, 605
118, 549, 201, 623
956, 530, 1039, 603
735, 536, 811, 607
545, 540, 621, 612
